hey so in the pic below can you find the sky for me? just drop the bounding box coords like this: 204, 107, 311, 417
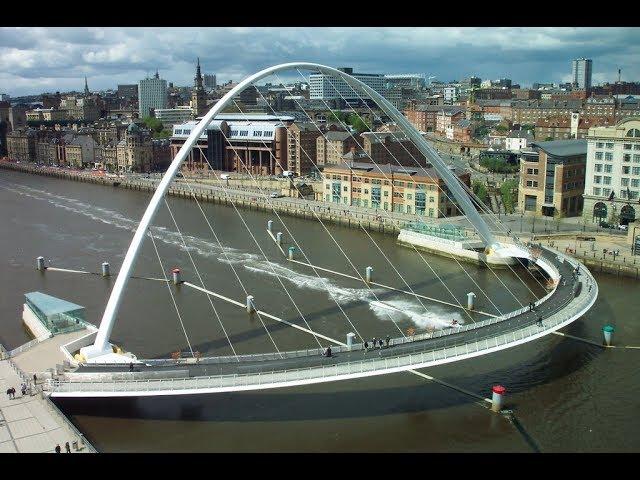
1, 27, 639, 97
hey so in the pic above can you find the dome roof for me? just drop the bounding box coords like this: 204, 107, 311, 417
127, 122, 141, 134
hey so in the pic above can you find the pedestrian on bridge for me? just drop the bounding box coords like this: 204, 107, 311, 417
55, 444, 61, 453
386, 335, 391, 347
65, 442, 71, 453
364, 341, 369, 351
33, 374, 37, 385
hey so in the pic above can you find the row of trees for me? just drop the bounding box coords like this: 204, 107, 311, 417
143, 116, 172, 139
327, 111, 372, 134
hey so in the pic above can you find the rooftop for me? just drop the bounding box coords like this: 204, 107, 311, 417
25, 291, 84, 317
530, 139, 588, 157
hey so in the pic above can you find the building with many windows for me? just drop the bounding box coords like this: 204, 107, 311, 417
518, 139, 587, 218
322, 161, 470, 217
572, 58, 593, 90
583, 117, 640, 226
138, 71, 168, 118
309, 67, 385, 106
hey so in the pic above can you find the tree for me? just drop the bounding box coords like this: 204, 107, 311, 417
143, 116, 164, 133
472, 180, 488, 204
499, 179, 518, 214
553, 210, 564, 232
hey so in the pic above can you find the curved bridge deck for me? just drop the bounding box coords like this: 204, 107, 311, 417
47, 247, 598, 397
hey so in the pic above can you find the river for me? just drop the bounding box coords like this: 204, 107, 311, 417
0, 169, 638, 452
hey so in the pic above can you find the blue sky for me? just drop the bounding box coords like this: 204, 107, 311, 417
1, 27, 639, 97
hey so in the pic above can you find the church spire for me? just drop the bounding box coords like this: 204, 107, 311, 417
194, 58, 203, 89
84, 76, 90, 96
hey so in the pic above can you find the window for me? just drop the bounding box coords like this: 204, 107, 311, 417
429, 196, 435, 203
623, 166, 631, 174
632, 179, 640, 188
603, 176, 611, 185
526, 180, 538, 187
407, 193, 413, 200
624, 143, 633, 150
594, 175, 602, 184
621, 178, 629, 187
593, 187, 601, 196
604, 164, 613, 173
606, 143, 614, 148
634, 144, 640, 151
594, 164, 603, 172
596, 142, 604, 148
595, 152, 603, 160
626, 128, 640, 137
603, 188, 611, 196
383, 191, 389, 197
526, 168, 539, 175
325, 184, 330, 190
605, 152, 613, 161
343, 186, 348, 192
624, 154, 632, 162
634, 155, 640, 163
428, 208, 434, 217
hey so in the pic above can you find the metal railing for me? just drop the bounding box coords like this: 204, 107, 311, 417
49, 255, 597, 395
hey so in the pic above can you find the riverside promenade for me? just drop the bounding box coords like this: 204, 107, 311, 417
0, 355, 95, 452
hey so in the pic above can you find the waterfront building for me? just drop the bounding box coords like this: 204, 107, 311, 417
583, 117, 640, 226
518, 139, 587, 218
322, 161, 470, 217
170, 115, 291, 175
7, 128, 37, 162
309, 67, 385, 106
138, 71, 168, 118
113, 122, 153, 173
316, 130, 360, 167
26, 108, 68, 122
572, 58, 593, 90
287, 122, 322, 175
361, 132, 427, 167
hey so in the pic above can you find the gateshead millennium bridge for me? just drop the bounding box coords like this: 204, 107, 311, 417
41, 63, 598, 397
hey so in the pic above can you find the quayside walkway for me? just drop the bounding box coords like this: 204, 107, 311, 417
47, 246, 598, 397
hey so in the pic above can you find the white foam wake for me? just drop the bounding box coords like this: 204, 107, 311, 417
0, 180, 460, 330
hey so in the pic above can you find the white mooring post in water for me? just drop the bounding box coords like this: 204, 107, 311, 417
276, 232, 283, 246
603, 325, 614, 346
346, 332, 356, 350
36, 256, 45, 272
491, 385, 506, 412
288, 246, 295, 260
267, 220, 273, 233
365, 266, 373, 284
172, 268, 182, 285
246, 295, 255, 314
467, 292, 476, 310
101, 262, 110, 277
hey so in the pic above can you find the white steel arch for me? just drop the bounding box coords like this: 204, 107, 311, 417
81, 62, 504, 361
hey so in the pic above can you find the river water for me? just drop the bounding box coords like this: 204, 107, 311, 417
0, 169, 638, 452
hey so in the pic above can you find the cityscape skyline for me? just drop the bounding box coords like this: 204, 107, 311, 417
2, 27, 640, 97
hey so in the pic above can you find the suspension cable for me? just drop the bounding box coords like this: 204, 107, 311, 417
147, 227, 195, 357
163, 198, 239, 359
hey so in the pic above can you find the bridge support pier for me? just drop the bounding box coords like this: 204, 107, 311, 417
365, 266, 373, 284
276, 232, 283, 246
603, 325, 614, 346
101, 262, 110, 277
267, 220, 273, 233
491, 385, 506, 412
288, 247, 295, 260
346, 332, 356, 350
36, 256, 45, 272
246, 295, 255, 314
172, 268, 182, 285
467, 292, 476, 310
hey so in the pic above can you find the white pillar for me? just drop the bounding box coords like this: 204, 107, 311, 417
467, 292, 476, 310
276, 232, 283, 246
246, 295, 255, 314
267, 220, 273, 233
288, 246, 295, 260
603, 325, 614, 346
101, 262, 110, 277
346, 332, 356, 350
172, 268, 181, 285
491, 385, 505, 412
365, 266, 373, 284
36, 256, 45, 271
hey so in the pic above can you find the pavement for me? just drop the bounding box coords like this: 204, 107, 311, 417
0, 361, 89, 453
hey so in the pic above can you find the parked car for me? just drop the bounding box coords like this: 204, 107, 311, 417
269, 192, 283, 198
618, 224, 628, 231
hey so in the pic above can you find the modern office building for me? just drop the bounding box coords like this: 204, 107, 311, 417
154, 107, 194, 127
518, 139, 587, 218
309, 67, 385, 106
583, 117, 640, 226
138, 71, 168, 118
572, 58, 593, 91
